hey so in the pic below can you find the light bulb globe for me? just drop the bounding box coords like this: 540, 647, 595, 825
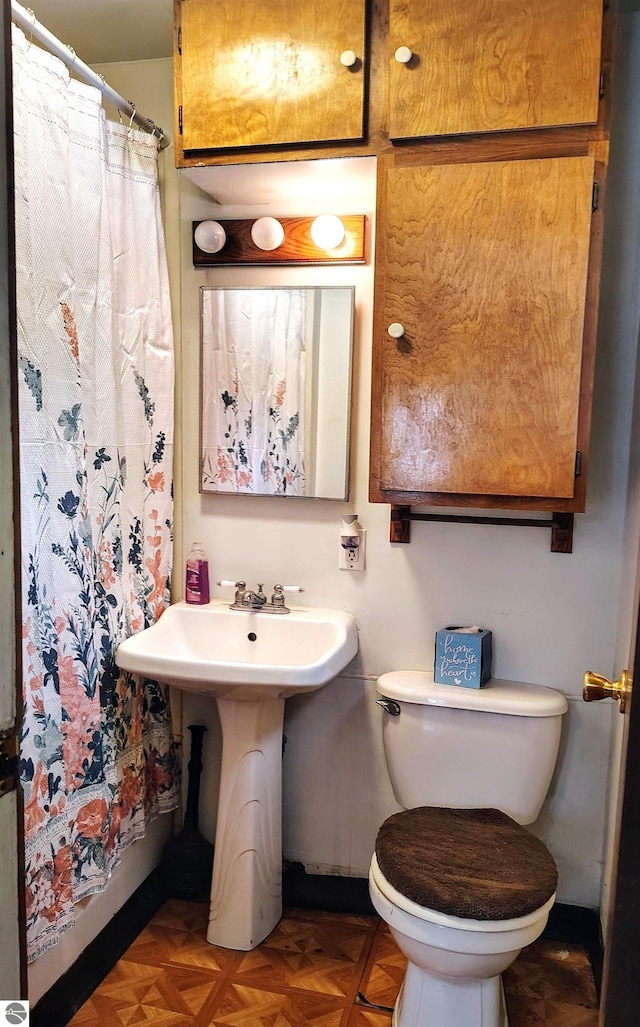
250, 217, 285, 251
194, 220, 227, 254
310, 214, 346, 250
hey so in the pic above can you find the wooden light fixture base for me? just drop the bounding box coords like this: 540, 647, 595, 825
193, 215, 366, 266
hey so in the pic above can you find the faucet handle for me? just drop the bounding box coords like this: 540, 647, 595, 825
271, 583, 304, 606
217, 579, 246, 604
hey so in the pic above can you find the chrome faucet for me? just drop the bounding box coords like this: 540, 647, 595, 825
239, 583, 267, 609
217, 580, 304, 614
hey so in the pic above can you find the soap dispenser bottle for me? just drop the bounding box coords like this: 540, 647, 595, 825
185, 542, 210, 605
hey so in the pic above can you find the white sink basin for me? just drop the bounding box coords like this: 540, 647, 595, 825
116, 598, 359, 953
115, 600, 358, 700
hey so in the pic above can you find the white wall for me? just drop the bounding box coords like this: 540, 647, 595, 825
0, 792, 21, 1001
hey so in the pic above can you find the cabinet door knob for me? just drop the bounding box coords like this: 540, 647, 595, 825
388, 322, 405, 339
394, 46, 413, 64
340, 49, 358, 68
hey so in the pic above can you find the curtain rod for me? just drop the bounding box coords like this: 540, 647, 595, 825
10, 1, 169, 149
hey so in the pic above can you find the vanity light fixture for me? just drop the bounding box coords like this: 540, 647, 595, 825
250, 216, 286, 251
192, 215, 366, 267
310, 214, 346, 250
193, 219, 227, 254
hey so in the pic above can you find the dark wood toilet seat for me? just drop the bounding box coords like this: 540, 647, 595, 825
375, 806, 558, 921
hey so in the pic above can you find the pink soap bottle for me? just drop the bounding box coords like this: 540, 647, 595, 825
185, 542, 210, 605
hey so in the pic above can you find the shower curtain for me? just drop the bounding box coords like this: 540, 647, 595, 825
201, 288, 306, 495
12, 26, 178, 962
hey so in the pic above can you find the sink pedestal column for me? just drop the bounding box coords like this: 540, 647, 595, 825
207, 696, 284, 950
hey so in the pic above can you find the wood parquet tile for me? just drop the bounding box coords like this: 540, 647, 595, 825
346, 1010, 392, 1027
127, 921, 241, 975
357, 925, 407, 1010
285, 909, 379, 931
503, 939, 599, 1027
231, 918, 374, 999
70, 961, 224, 1025
68, 900, 599, 1027
205, 982, 348, 1026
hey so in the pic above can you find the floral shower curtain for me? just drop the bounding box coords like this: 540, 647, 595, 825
201, 288, 306, 495
12, 26, 178, 962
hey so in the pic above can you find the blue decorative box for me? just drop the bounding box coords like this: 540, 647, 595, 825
434, 627, 493, 689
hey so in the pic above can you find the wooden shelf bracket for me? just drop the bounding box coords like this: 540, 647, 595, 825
389, 506, 575, 554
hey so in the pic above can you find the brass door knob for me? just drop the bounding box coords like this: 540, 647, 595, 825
583, 670, 632, 714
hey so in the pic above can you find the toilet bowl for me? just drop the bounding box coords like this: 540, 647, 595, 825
370, 851, 554, 1027
371, 671, 567, 1027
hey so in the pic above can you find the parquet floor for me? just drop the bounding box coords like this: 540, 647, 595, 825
68, 899, 599, 1026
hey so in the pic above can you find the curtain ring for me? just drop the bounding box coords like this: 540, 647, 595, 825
144, 117, 163, 150
126, 102, 136, 136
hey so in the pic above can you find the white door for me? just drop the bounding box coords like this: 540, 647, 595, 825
0, 1, 25, 1003
592, 525, 640, 1022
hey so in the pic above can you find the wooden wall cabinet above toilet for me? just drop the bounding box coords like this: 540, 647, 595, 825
369, 152, 602, 513
387, 0, 603, 141
174, 0, 605, 165
176, 0, 367, 153
366, 1, 610, 516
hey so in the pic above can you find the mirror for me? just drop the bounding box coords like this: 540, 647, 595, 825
200, 286, 354, 499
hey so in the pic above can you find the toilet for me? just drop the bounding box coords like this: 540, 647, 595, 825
370, 671, 568, 1027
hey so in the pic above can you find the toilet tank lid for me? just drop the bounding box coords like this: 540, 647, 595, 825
377, 671, 568, 717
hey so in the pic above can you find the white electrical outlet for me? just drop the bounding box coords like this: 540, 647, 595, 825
339, 528, 366, 571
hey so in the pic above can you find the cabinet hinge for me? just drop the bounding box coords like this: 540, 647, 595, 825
179, 105, 183, 134
0, 730, 19, 797
599, 68, 606, 99
592, 182, 600, 212
178, 26, 182, 55
575, 451, 583, 477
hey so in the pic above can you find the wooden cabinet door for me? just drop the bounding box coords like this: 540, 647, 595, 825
179, 0, 367, 151
370, 155, 597, 505
388, 0, 603, 141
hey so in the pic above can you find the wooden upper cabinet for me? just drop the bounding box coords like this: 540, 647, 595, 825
388, 0, 604, 141
178, 0, 367, 151
370, 154, 598, 508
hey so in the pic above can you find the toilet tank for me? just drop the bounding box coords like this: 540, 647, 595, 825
377, 671, 568, 825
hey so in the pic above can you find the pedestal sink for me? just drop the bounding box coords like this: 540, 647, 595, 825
115, 600, 358, 950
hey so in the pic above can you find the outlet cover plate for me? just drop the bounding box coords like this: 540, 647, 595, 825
339, 528, 366, 571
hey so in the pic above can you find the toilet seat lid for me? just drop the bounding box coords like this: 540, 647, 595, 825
375, 806, 558, 921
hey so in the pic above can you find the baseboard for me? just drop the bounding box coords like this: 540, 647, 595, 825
30, 868, 169, 1027
283, 861, 375, 916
